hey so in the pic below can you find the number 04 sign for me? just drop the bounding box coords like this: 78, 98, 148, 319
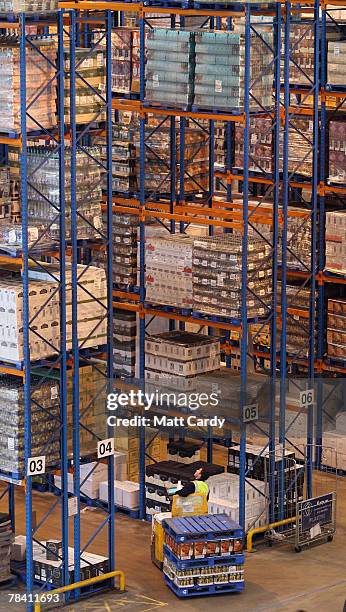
97, 438, 115, 459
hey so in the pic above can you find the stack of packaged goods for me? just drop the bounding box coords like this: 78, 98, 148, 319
0, 0, 57, 10
0, 513, 13, 584
145, 331, 220, 390
277, 282, 316, 358
279, 118, 313, 177
115, 425, 163, 484
325, 210, 346, 274
228, 444, 304, 521
66, 365, 107, 455
139, 123, 209, 196
27, 146, 103, 241
99, 478, 140, 511
145, 235, 194, 308
0, 37, 57, 133
215, 121, 226, 170
33, 542, 108, 586
328, 41, 346, 85
282, 24, 314, 85
194, 30, 273, 112
0, 377, 60, 475
234, 118, 273, 174
163, 514, 244, 597
145, 29, 195, 108
28, 262, 107, 352
54, 461, 108, 500
146, 461, 224, 516
113, 213, 138, 286
192, 234, 272, 319
281, 207, 312, 271
111, 29, 132, 94
0, 166, 11, 222
207, 472, 267, 531
113, 308, 136, 379
0, 274, 60, 362
327, 299, 346, 361
64, 47, 105, 125
328, 120, 346, 184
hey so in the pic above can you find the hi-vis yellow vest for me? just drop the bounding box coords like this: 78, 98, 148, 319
193, 480, 209, 496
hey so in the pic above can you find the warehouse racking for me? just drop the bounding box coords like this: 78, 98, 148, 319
0, 6, 116, 607
0, 0, 344, 607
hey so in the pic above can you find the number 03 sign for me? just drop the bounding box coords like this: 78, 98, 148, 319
27, 456, 46, 476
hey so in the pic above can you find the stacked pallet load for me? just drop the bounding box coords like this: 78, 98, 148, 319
0, 166, 11, 222
327, 299, 346, 361
145, 235, 193, 309
0, 514, 13, 584
328, 120, 346, 184
194, 30, 273, 112
145, 29, 195, 107
228, 444, 304, 521
278, 282, 317, 358
193, 234, 272, 319
0, 377, 60, 475
234, 117, 273, 174
163, 514, 244, 597
328, 41, 346, 86
167, 441, 201, 464
282, 24, 314, 85
33, 542, 108, 586
64, 47, 105, 125
113, 309, 136, 379
282, 207, 312, 271
114, 425, 163, 484
27, 146, 103, 241
325, 210, 346, 274
138, 122, 209, 196
0, 37, 56, 133
145, 331, 220, 390
207, 472, 267, 531
279, 118, 314, 177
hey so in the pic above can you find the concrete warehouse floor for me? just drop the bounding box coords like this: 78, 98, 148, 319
0, 469, 345, 612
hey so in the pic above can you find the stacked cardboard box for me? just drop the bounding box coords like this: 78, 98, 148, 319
0, 0, 57, 9
145, 29, 195, 107
279, 118, 314, 177
328, 120, 346, 184
115, 425, 162, 483
282, 24, 314, 85
113, 309, 136, 378
0, 513, 13, 584
193, 234, 272, 319
113, 213, 138, 286
28, 263, 108, 354
0, 377, 60, 474
207, 472, 267, 531
33, 543, 108, 586
99, 479, 139, 509
145, 331, 220, 380
234, 117, 273, 174
283, 207, 312, 271
66, 365, 108, 454
325, 210, 346, 274
328, 41, 346, 85
137, 124, 209, 195
27, 146, 103, 241
277, 282, 317, 358
145, 235, 193, 309
0, 166, 11, 222
194, 30, 273, 111
327, 299, 346, 360
0, 37, 56, 133
64, 47, 105, 125
54, 462, 108, 499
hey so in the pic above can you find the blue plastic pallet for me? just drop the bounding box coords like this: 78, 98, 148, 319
163, 545, 244, 568
164, 575, 244, 598
163, 514, 243, 542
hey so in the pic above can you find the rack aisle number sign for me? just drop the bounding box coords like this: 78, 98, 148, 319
243, 404, 258, 423
27, 456, 46, 476
97, 437, 115, 459
300, 389, 314, 408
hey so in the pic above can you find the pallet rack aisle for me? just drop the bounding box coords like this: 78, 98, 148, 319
0, 6, 116, 608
